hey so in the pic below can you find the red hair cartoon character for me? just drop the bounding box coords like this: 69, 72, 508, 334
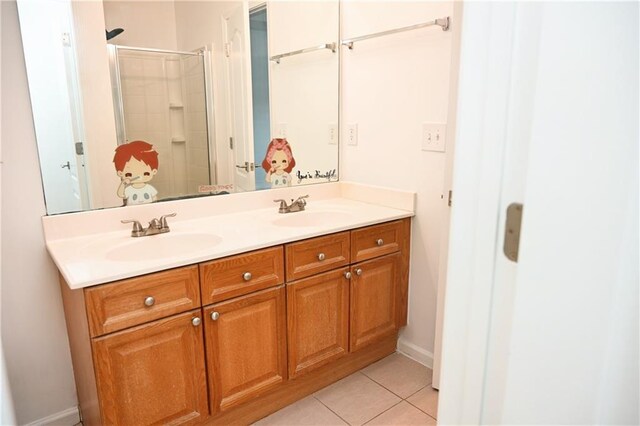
113, 141, 159, 205
261, 138, 295, 188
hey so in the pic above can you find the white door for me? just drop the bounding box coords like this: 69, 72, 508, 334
224, 3, 256, 192
17, 0, 85, 213
439, 2, 639, 425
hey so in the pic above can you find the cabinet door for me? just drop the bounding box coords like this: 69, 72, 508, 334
287, 268, 350, 378
350, 253, 400, 352
92, 310, 208, 425
204, 286, 287, 413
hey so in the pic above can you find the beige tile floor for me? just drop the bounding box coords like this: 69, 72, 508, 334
256, 353, 438, 426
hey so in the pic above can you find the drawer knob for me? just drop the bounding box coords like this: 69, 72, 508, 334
344, 271, 352, 280
191, 317, 201, 327
211, 311, 220, 321
317, 253, 326, 261
243, 272, 252, 281
144, 296, 155, 307
355, 268, 363, 276
376, 238, 384, 246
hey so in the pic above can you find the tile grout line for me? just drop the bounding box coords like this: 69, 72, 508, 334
312, 395, 352, 426
359, 368, 432, 401
361, 399, 405, 425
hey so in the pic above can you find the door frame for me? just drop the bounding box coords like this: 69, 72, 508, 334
437, 2, 528, 424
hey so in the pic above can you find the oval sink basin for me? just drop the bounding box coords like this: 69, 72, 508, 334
272, 211, 354, 228
105, 233, 221, 262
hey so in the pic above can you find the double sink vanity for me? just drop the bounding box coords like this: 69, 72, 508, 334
44, 182, 415, 425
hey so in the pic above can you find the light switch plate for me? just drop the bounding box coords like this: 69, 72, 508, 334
328, 123, 338, 145
422, 122, 446, 152
277, 123, 288, 138
348, 123, 358, 146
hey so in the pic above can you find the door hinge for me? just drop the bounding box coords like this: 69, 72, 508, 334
503, 203, 523, 262
229, 137, 234, 149
224, 43, 231, 57
447, 190, 453, 207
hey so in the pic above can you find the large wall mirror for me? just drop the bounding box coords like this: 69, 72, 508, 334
17, 0, 340, 214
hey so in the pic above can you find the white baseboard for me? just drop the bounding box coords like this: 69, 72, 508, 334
25, 406, 79, 426
397, 338, 434, 369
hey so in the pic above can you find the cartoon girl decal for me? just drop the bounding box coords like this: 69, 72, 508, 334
113, 141, 159, 205
261, 138, 296, 188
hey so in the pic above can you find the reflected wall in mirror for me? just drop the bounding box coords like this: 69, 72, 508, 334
17, 0, 340, 214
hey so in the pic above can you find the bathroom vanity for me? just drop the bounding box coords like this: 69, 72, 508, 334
45, 183, 415, 425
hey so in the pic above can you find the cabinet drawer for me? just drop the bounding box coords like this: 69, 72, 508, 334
285, 232, 350, 281
200, 246, 284, 305
85, 266, 200, 337
351, 220, 404, 263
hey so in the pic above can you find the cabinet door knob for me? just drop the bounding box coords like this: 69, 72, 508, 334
355, 268, 363, 276
211, 311, 220, 321
376, 238, 384, 246
243, 272, 252, 281
344, 271, 352, 280
317, 253, 326, 261
191, 317, 201, 327
144, 296, 155, 307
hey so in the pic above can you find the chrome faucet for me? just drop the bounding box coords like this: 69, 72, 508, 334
121, 213, 177, 237
274, 195, 309, 214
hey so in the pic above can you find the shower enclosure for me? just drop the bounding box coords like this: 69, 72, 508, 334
107, 45, 214, 200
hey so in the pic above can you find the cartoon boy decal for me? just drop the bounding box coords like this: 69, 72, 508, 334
261, 138, 296, 188
113, 140, 159, 205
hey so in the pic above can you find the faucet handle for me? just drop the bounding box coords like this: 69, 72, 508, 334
295, 195, 309, 205
121, 219, 144, 237
274, 199, 288, 213
159, 212, 177, 229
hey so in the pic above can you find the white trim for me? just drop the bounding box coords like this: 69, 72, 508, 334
397, 338, 434, 369
437, 2, 519, 425
25, 406, 79, 426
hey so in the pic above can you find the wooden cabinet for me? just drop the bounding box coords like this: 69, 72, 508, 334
92, 310, 209, 425
287, 268, 350, 378
349, 254, 401, 352
200, 247, 284, 304
85, 265, 200, 337
202, 286, 287, 414
285, 232, 350, 281
60, 218, 411, 425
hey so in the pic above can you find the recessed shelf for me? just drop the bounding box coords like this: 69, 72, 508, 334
169, 103, 184, 109
171, 137, 186, 143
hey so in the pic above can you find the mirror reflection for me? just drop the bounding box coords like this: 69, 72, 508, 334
17, 0, 340, 214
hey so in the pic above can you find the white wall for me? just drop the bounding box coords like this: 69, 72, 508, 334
340, 1, 456, 364
175, 0, 240, 187
102, 0, 178, 50
1, 1, 79, 424
268, 1, 340, 187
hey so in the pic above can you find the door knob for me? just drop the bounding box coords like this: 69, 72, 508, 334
355, 268, 363, 276
243, 272, 252, 281
211, 311, 220, 321
317, 253, 326, 261
191, 317, 201, 326
376, 238, 384, 246
144, 296, 155, 307
344, 271, 352, 279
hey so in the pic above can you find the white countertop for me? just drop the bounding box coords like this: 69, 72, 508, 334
43, 183, 415, 289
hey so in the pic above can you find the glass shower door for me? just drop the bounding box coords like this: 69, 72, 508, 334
108, 45, 212, 200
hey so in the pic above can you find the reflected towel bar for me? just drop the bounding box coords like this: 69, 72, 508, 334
341, 17, 450, 49
270, 43, 337, 64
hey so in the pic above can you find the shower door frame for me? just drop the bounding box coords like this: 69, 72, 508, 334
106, 44, 216, 193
